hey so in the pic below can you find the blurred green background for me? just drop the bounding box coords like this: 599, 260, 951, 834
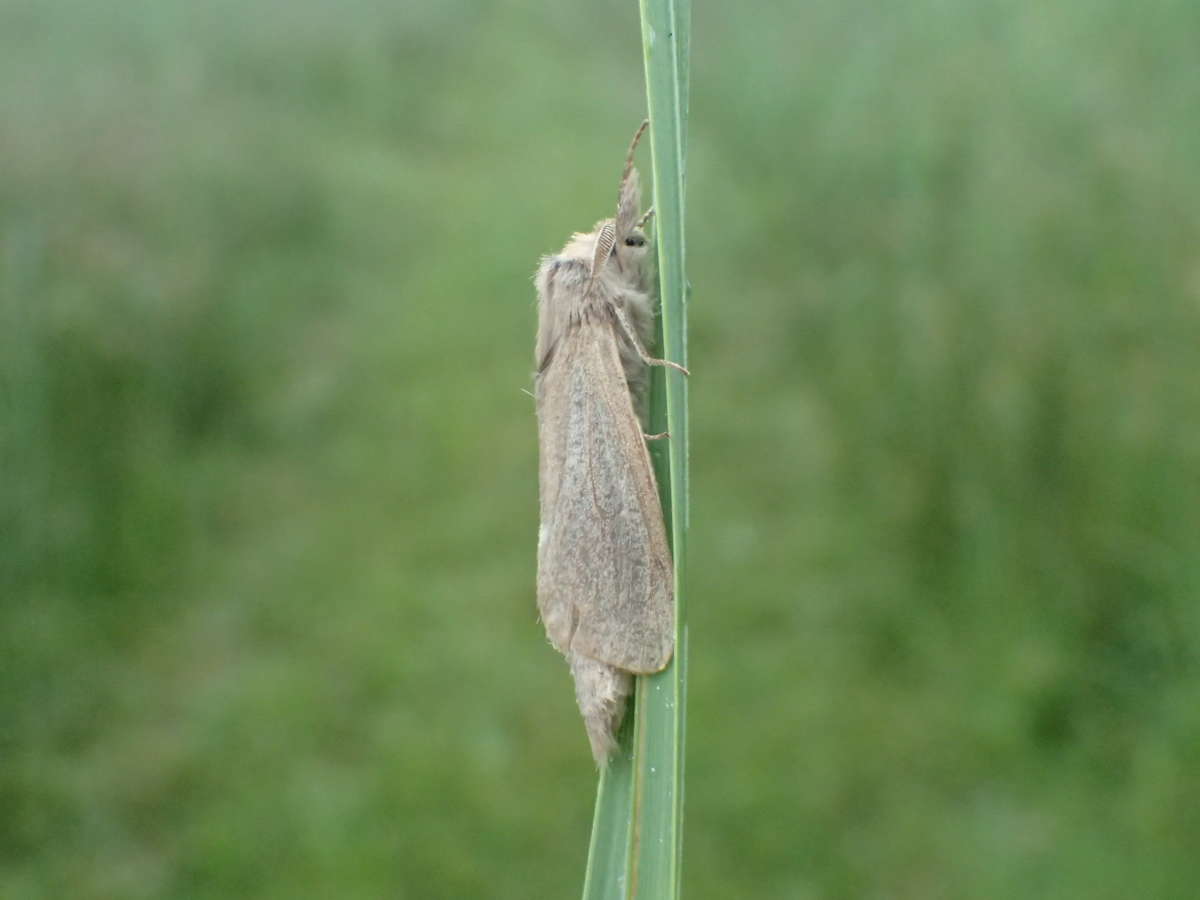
4, 0, 1200, 896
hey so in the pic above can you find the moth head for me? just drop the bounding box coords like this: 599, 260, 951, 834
613, 223, 650, 274
586, 217, 649, 279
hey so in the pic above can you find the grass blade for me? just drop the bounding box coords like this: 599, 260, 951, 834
581, 0, 690, 896
633, 0, 690, 895
581, 714, 635, 899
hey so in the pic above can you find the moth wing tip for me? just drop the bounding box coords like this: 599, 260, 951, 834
629, 647, 675, 676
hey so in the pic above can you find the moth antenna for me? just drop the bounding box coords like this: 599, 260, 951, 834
588, 222, 617, 291
620, 120, 649, 190
616, 120, 650, 239
610, 302, 690, 376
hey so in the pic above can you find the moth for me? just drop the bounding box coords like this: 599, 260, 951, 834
534, 121, 685, 763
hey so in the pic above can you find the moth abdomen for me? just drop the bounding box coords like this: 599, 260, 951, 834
568, 652, 632, 763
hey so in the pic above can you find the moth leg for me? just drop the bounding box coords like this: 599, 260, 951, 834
646, 356, 689, 375
610, 302, 691, 376
636, 206, 655, 229
643, 431, 670, 442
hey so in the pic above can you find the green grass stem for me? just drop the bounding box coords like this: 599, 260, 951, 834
581, 0, 690, 897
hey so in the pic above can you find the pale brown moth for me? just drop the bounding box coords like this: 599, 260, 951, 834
534, 121, 686, 764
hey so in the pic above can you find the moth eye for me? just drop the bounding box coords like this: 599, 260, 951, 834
625, 236, 645, 247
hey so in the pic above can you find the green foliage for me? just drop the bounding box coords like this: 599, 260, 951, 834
4, 0, 1200, 898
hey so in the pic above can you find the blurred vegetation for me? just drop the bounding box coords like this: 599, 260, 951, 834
3, 0, 1200, 897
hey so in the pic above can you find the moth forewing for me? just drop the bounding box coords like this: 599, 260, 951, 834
536, 323, 674, 673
